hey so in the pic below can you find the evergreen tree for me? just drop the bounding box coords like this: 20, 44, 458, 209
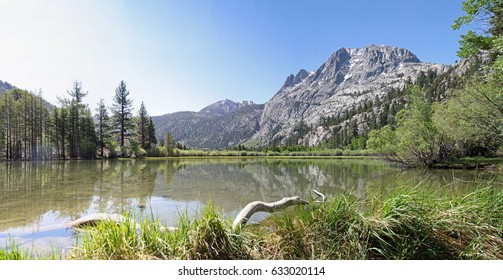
58, 107, 69, 159
63, 81, 91, 159
0, 89, 51, 160
147, 117, 157, 149
95, 99, 111, 158
137, 102, 149, 149
164, 131, 175, 156
68, 100, 80, 158
0, 104, 3, 160
79, 108, 97, 159
111, 80, 134, 149
67, 80, 88, 103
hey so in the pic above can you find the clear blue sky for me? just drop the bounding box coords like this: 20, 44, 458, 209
0, 0, 469, 115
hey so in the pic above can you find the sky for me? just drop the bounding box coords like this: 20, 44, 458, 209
0, 0, 470, 116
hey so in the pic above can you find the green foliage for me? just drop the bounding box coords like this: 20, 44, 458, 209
0, 238, 60, 260
492, 35, 503, 71
457, 31, 493, 58
0, 89, 51, 160
127, 140, 147, 158
318, 84, 411, 150
367, 125, 399, 159
66, 185, 503, 260
107, 140, 121, 159
433, 75, 503, 156
95, 99, 111, 158
0, 240, 32, 260
368, 86, 455, 167
68, 204, 252, 260
80, 139, 97, 159
164, 132, 175, 156
129, 140, 141, 156
137, 102, 149, 150
111, 80, 134, 148
349, 136, 366, 150
147, 146, 167, 157
453, 0, 502, 57
147, 117, 157, 148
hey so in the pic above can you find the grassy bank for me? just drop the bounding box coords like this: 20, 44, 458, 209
2, 184, 501, 260
66, 184, 501, 260
168, 148, 374, 158
150, 149, 503, 170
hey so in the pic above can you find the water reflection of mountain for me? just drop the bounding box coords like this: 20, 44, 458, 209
1, 158, 501, 233
152, 158, 395, 213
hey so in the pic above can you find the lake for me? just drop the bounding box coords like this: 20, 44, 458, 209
0, 158, 501, 255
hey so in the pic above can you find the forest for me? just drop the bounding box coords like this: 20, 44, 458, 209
0, 80, 159, 160
367, 0, 503, 167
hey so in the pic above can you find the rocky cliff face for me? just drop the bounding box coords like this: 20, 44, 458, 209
152, 45, 453, 149
0, 80, 15, 93
152, 100, 263, 149
253, 45, 450, 146
199, 99, 255, 117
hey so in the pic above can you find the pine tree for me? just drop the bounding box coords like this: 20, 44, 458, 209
95, 99, 111, 158
137, 102, 149, 149
59, 107, 69, 159
111, 80, 134, 149
164, 131, 175, 156
0, 94, 6, 160
63, 81, 90, 159
147, 117, 157, 149
79, 108, 97, 159
67, 80, 88, 103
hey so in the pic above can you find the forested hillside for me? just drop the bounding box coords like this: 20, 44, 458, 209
0, 81, 157, 160
368, 0, 503, 167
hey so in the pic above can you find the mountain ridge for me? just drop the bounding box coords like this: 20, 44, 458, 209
149, 45, 454, 149
151, 99, 263, 149
253, 45, 450, 146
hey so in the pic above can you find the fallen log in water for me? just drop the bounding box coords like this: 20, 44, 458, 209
67, 213, 128, 229
67, 213, 176, 232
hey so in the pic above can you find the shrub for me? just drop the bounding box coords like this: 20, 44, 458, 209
80, 139, 96, 159
147, 146, 167, 157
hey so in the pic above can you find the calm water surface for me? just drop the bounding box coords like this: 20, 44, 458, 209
0, 158, 501, 254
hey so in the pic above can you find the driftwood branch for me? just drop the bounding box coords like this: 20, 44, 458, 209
232, 190, 325, 230
312, 190, 325, 203
67, 213, 128, 229
67, 213, 176, 232
68, 190, 326, 231
232, 196, 308, 230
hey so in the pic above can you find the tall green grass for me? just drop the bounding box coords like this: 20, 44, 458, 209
260, 184, 503, 260
0, 239, 61, 260
67, 204, 255, 260
41, 184, 503, 260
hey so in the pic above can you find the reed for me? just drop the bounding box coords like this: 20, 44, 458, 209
0, 239, 61, 260
48, 183, 503, 260
260, 184, 502, 260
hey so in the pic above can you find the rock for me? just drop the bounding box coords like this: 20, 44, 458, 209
253, 45, 450, 146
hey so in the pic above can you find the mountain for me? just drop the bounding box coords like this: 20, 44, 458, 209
151, 45, 453, 149
199, 99, 255, 116
152, 100, 263, 149
0, 80, 55, 110
0, 80, 15, 93
252, 45, 451, 146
